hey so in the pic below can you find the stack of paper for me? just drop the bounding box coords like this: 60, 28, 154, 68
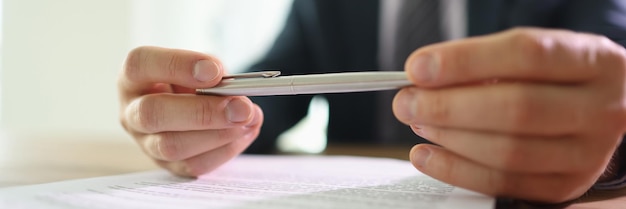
0, 155, 494, 209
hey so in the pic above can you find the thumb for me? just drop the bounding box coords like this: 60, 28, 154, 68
405, 28, 601, 87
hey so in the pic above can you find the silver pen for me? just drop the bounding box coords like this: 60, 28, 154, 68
196, 71, 413, 96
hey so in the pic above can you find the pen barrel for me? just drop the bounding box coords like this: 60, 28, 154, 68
292, 72, 411, 94
196, 71, 413, 96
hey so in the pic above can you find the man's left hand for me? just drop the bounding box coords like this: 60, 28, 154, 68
393, 28, 626, 203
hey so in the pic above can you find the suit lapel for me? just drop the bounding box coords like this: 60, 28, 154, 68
314, 0, 380, 70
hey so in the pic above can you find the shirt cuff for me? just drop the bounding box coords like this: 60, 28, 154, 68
593, 139, 626, 190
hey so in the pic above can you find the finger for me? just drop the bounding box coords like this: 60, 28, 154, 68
405, 28, 610, 87
125, 94, 254, 133
411, 125, 590, 173
155, 106, 262, 177
140, 128, 245, 162
140, 105, 264, 161
157, 106, 262, 177
393, 83, 585, 135
410, 144, 593, 203
120, 46, 224, 96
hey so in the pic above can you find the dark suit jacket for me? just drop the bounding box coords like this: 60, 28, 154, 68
245, 0, 626, 153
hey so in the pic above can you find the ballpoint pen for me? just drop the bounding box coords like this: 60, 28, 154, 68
196, 71, 413, 96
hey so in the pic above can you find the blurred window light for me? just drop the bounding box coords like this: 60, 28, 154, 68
0, 0, 3, 122
130, 0, 293, 73
277, 96, 329, 154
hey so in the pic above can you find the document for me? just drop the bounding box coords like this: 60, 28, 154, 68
0, 155, 494, 209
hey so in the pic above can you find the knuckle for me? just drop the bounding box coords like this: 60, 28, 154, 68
134, 96, 162, 133
124, 46, 150, 82
422, 91, 450, 123
195, 99, 215, 128
155, 132, 185, 161
505, 86, 535, 129
606, 41, 626, 72
164, 51, 184, 79
509, 29, 552, 71
592, 35, 626, 76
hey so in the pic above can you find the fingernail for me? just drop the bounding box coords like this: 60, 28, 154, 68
411, 125, 426, 138
393, 88, 418, 121
411, 147, 431, 168
193, 60, 221, 82
409, 54, 438, 83
225, 98, 251, 123
244, 107, 262, 128
174, 162, 193, 177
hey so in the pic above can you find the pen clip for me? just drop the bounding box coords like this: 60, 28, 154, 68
222, 71, 281, 80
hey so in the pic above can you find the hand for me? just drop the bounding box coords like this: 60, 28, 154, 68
393, 28, 626, 203
118, 46, 263, 177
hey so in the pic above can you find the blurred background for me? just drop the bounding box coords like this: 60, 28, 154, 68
1, 0, 296, 141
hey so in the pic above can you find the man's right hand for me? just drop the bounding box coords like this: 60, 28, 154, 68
118, 46, 263, 177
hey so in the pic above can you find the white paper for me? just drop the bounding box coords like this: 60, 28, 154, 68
0, 155, 494, 209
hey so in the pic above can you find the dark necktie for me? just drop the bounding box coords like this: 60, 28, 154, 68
378, 0, 442, 145
393, 0, 443, 69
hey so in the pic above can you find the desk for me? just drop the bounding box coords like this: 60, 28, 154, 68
1, 131, 625, 208
0, 131, 158, 187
